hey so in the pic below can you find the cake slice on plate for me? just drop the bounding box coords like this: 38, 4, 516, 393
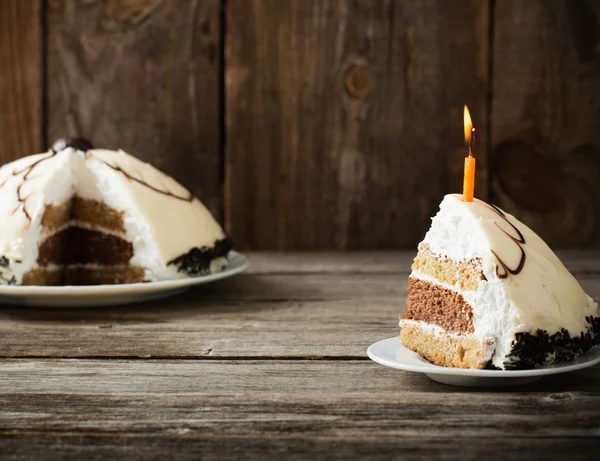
0, 138, 232, 286
399, 194, 600, 370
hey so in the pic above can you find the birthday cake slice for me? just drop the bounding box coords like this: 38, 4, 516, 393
399, 194, 600, 370
0, 138, 232, 286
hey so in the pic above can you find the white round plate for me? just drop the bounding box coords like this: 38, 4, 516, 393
368, 336, 600, 387
0, 251, 249, 308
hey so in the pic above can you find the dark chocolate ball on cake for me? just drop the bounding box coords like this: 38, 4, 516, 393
51, 137, 94, 153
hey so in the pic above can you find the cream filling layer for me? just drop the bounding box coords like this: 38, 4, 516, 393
41, 221, 127, 239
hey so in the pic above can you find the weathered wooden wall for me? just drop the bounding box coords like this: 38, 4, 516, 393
226, 0, 489, 250
491, 0, 600, 248
1, 0, 599, 249
46, 0, 223, 217
0, 0, 42, 161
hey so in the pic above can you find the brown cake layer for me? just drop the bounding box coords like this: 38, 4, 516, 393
72, 197, 125, 232
65, 266, 145, 285
21, 266, 145, 285
38, 227, 133, 265
413, 244, 484, 291
21, 268, 63, 286
41, 197, 126, 234
26, 199, 144, 286
402, 277, 474, 334
41, 201, 71, 233
400, 323, 491, 369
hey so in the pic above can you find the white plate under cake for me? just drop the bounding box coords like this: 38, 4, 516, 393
0, 251, 249, 307
368, 337, 600, 387
0, 138, 232, 286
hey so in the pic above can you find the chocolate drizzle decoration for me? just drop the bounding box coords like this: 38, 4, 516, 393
9, 151, 58, 220
0, 138, 196, 223
1, 137, 94, 221
88, 153, 193, 202
484, 202, 527, 279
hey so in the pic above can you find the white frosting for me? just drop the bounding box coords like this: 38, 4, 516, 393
0, 151, 76, 283
0, 148, 228, 283
412, 194, 598, 368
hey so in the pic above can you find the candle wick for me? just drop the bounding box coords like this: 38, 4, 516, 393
468, 127, 476, 157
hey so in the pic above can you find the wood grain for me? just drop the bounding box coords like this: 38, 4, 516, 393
225, 0, 489, 250
491, 0, 600, 248
0, 262, 599, 359
2, 436, 598, 461
0, 0, 42, 163
0, 251, 599, 459
0, 273, 405, 358
0, 359, 599, 460
46, 0, 223, 216
246, 251, 417, 274
246, 250, 600, 274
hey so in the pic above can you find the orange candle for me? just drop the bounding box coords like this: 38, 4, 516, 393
463, 154, 476, 202
463, 105, 476, 202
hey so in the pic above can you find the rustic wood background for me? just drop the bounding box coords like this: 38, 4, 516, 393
1, 0, 599, 250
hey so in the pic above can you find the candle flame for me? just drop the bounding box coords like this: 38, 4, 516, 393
464, 105, 473, 145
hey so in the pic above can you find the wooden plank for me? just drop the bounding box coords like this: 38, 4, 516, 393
0, 321, 390, 359
491, 0, 600, 248
0, 273, 405, 358
0, 360, 598, 460
246, 250, 600, 274
1, 359, 599, 418
225, 0, 489, 250
1, 271, 599, 359
0, 0, 42, 162
46, 0, 223, 216
1, 435, 598, 461
246, 251, 417, 274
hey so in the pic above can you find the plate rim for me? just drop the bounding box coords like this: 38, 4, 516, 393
367, 336, 600, 378
0, 250, 249, 297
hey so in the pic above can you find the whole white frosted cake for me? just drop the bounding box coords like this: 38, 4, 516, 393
399, 194, 600, 369
0, 138, 232, 285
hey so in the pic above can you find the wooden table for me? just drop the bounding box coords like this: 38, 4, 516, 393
1, 252, 599, 460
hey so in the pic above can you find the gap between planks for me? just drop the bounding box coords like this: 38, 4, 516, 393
245, 251, 600, 275
0, 355, 370, 361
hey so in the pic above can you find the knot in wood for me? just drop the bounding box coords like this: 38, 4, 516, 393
345, 66, 372, 99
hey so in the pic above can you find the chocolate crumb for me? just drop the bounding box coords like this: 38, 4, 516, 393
0, 256, 16, 285
503, 317, 600, 370
484, 361, 501, 370
167, 237, 233, 276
